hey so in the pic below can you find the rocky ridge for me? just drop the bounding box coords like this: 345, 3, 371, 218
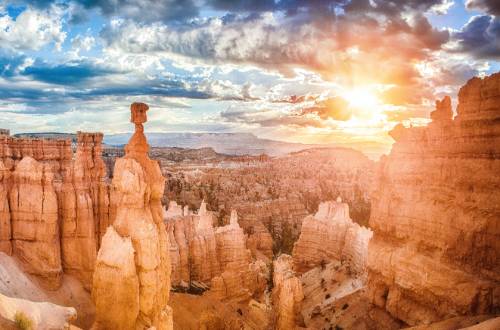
366, 73, 500, 325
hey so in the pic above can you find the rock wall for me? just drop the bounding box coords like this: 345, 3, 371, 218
0, 131, 109, 289
272, 254, 304, 330
92, 103, 172, 329
292, 199, 372, 275
366, 73, 500, 326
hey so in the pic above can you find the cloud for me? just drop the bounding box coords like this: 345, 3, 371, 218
22, 60, 116, 85
101, 9, 449, 91
0, 6, 66, 51
207, 0, 276, 12
74, 0, 198, 23
71, 34, 96, 54
220, 106, 326, 128
301, 97, 351, 121
451, 15, 500, 60
465, 0, 500, 15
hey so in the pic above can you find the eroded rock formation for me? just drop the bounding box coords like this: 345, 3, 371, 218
0, 131, 109, 289
61, 132, 109, 288
165, 200, 221, 287
209, 210, 268, 302
292, 198, 373, 275
367, 73, 500, 326
166, 201, 268, 302
92, 103, 172, 329
163, 147, 374, 259
272, 254, 304, 330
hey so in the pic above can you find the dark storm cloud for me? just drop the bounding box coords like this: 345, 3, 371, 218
466, 0, 500, 16
453, 15, 500, 59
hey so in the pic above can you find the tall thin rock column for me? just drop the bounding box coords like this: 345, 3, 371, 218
92, 103, 172, 329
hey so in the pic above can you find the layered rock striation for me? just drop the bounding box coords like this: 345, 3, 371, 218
166, 200, 268, 302
165, 200, 220, 287
292, 198, 373, 276
0, 131, 109, 289
92, 103, 172, 329
367, 74, 500, 326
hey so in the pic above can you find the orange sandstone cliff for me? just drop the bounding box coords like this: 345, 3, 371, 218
0, 131, 109, 290
367, 73, 500, 326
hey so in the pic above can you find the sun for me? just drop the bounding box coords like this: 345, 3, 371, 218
343, 86, 380, 109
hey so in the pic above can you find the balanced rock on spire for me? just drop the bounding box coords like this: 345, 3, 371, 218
92, 103, 173, 330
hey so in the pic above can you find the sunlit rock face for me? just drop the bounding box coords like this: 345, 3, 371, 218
272, 254, 304, 330
92, 103, 172, 329
61, 132, 110, 288
9, 156, 61, 289
292, 199, 373, 276
0, 131, 109, 289
165, 200, 221, 287
210, 209, 268, 302
367, 73, 500, 326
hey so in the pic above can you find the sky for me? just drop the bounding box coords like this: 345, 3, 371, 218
0, 0, 499, 155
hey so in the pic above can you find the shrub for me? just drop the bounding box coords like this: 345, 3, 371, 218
14, 311, 33, 330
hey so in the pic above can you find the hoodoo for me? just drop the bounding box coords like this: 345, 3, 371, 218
92, 103, 173, 329
292, 199, 373, 275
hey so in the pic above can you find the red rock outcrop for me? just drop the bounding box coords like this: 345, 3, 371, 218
367, 73, 500, 326
60, 132, 110, 288
0, 131, 110, 290
272, 254, 304, 330
209, 210, 268, 302
165, 200, 221, 287
292, 198, 373, 275
92, 103, 172, 329
9, 156, 62, 289
166, 201, 268, 301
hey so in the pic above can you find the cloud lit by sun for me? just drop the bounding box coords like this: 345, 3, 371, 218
0, 0, 498, 158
